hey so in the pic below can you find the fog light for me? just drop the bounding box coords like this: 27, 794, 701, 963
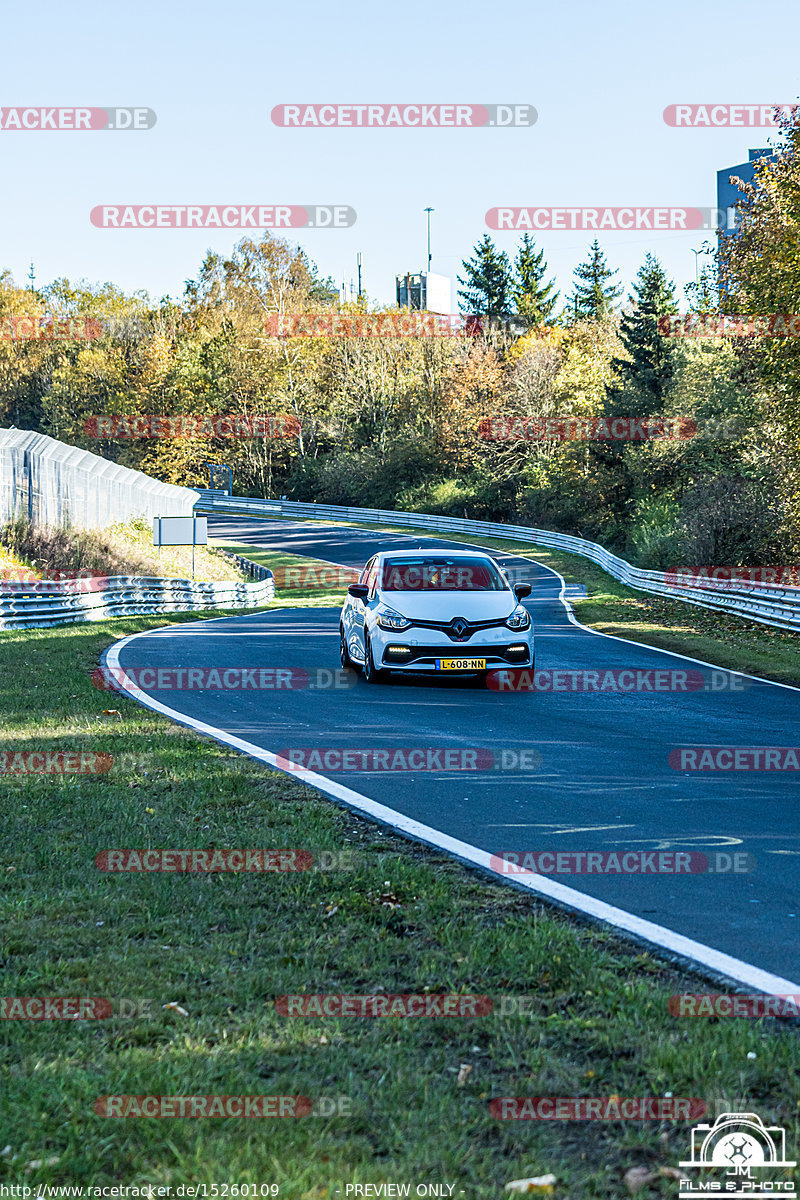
386, 645, 412, 656
507, 644, 528, 655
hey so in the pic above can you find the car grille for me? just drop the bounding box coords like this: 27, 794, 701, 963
405, 616, 512, 642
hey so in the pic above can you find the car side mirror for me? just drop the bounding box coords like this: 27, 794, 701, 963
514, 583, 532, 600
347, 583, 370, 603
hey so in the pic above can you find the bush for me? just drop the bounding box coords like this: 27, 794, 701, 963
627, 495, 684, 568
676, 476, 786, 566
517, 474, 628, 547
285, 441, 442, 511
0, 515, 152, 577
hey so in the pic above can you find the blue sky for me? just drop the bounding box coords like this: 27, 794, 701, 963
2, 0, 797, 313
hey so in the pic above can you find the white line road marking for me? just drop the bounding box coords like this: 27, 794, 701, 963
485, 823, 637, 833
623, 836, 745, 849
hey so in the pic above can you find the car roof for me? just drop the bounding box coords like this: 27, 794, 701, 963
378, 548, 496, 560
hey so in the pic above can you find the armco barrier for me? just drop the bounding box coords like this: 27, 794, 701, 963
0, 575, 274, 630
193, 495, 800, 633
213, 548, 272, 581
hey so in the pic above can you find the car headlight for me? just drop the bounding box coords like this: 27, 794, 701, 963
505, 605, 530, 630
377, 606, 412, 631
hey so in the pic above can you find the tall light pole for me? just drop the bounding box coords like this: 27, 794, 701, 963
424, 207, 434, 274
691, 247, 703, 288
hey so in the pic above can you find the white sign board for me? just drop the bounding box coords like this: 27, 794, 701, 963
153, 516, 208, 547
423, 272, 451, 315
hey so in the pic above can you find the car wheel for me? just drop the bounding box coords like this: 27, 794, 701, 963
339, 626, 352, 669
363, 632, 388, 684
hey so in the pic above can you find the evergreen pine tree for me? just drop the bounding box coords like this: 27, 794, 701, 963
566, 239, 622, 321
513, 234, 559, 323
457, 235, 514, 317
611, 253, 678, 414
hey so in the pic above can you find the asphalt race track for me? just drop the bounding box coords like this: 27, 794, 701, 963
107, 516, 800, 986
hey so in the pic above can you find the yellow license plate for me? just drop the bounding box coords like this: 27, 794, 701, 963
436, 658, 486, 671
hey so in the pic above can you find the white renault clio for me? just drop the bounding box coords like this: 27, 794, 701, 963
339, 549, 534, 683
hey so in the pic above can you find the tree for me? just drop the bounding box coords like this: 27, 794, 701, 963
457, 235, 513, 317
300, 252, 339, 304
610, 253, 678, 414
513, 234, 559, 323
565, 240, 622, 321
715, 107, 800, 551
683, 245, 718, 312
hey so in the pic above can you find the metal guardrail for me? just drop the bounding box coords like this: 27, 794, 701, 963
0, 574, 275, 630
213, 548, 272, 581
195, 495, 800, 633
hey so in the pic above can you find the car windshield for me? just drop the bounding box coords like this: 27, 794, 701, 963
381, 557, 509, 591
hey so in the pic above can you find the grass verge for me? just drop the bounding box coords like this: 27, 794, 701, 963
1, 612, 798, 1195
213, 542, 355, 608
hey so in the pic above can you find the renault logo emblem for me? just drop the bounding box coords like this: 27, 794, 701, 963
452, 618, 468, 639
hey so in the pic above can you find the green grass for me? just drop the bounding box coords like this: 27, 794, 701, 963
212, 542, 355, 608
1, 613, 798, 1195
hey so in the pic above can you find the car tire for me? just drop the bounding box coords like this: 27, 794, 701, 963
363, 632, 388, 684
339, 626, 352, 669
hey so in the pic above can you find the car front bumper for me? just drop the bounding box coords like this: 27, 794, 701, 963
372, 625, 535, 672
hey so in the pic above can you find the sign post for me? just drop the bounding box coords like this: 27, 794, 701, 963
153, 516, 208, 581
